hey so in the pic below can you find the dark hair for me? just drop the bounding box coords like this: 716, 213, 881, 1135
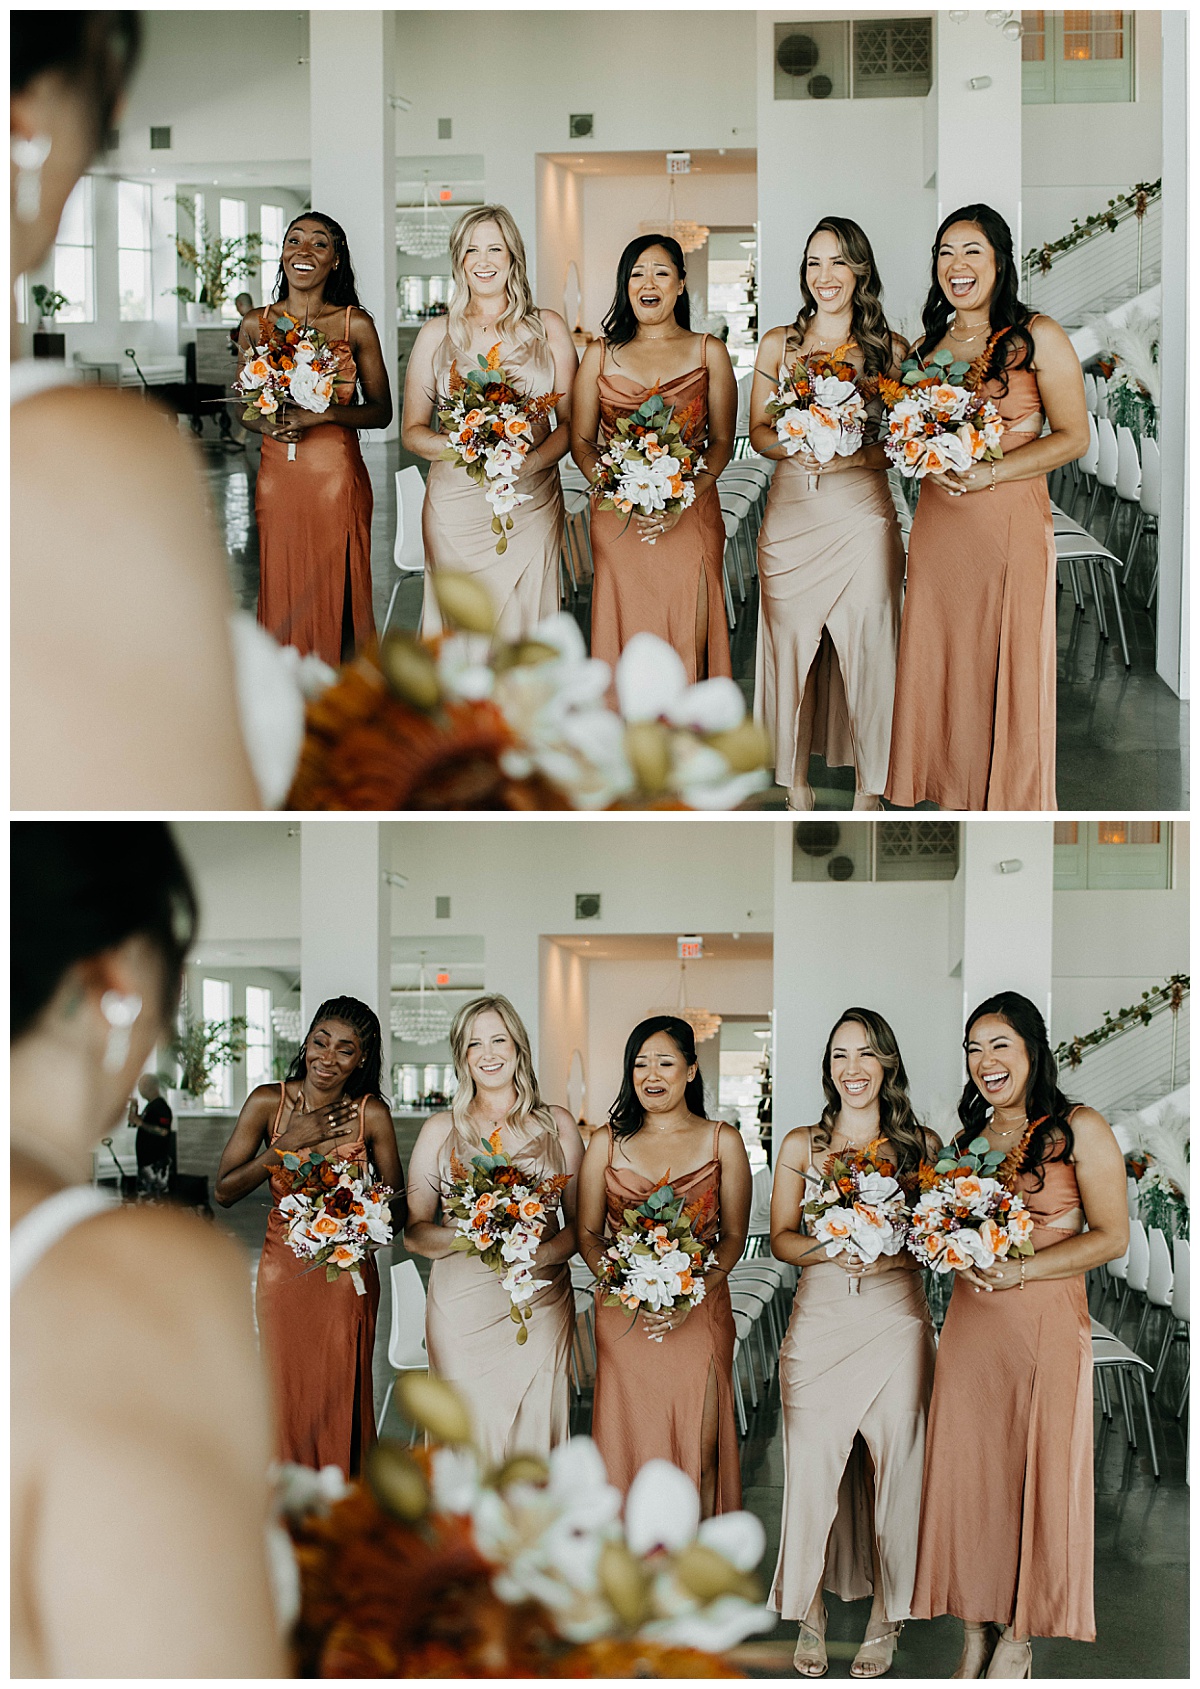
286, 996, 385, 1101
956, 991, 1075, 1190
10, 12, 141, 146
795, 216, 895, 381
608, 1016, 706, 1139
814, 1007, 934, 1177
914, 203, 1035, 398
11, 822, 197, 1040
272, 211, 366, 311
602, 234, 690, 349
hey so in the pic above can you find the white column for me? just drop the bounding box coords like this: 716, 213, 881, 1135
929, 14, 1023, 240
300, 822, 392, 1082
309, 11, 398, 443
960, 823, 1055, 1035
1156, 10, 1189, 700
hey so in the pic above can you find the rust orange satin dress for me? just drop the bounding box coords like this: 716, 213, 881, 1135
591, 1124, 741, 1511
885, 348, 1056, 810
911, 1141, 1094, 1640
255, 1084, 380, 1476
254, 304, 376, 667
589, 338, 732, 684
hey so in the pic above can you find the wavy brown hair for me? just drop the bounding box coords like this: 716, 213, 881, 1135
794, 217, 895, 381
449, 994, 555, 1142
813, 1007, 935, 1177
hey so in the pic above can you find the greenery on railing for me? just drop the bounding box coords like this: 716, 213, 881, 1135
1024, 178, 1161, 278
1054, 973, 1189, 1070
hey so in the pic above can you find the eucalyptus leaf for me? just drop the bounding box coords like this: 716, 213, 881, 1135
968, 1136, 991, 1155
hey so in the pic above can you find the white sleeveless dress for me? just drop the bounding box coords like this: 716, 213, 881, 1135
11, 1185, 117, 1292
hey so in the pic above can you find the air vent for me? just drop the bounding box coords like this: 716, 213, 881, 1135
569, 113, 594, 139
792, 822, 869, 883
852, 18, 932, 99
149, 125, 171, 150
876, 821, 959, 881
794, 821, 840, 858
575, 893, 601, 920
437, 117, 452, 140
435, 895, 450, 918
774, 22, 849, 101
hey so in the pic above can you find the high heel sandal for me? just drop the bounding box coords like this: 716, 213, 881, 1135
851, 791, 882, 811
786, 783, 816, 812
851, 1619, 903, 1677
792, 1603, 828, 1677
984, 1628, 1032, 1679
952, 1623, 999, 1679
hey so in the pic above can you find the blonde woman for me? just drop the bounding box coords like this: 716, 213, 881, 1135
404, 995, 583, 1461
401, 207, 578, 638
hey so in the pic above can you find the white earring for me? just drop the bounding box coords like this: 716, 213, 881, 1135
100, 989, 143, 1073
12, 133, 52, 224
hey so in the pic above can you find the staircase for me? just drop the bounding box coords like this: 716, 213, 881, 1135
1055, 979, 1189, 1119
1023, 182, 1162, 328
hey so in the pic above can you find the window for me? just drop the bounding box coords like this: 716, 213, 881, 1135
219, 197, 247, 319
201, 976, 233, 1108
852, 17, 932, 97
792, 821, 959, 883
1054, 822, 1171, 889
1022, 10, 1134, 103
260, 202, 285, 304
117, 179, 152, 321
245, 986, 273, 1091
53, 175, 95, 323
16, 275, 27, 325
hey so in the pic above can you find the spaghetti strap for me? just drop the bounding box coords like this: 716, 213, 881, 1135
270, 1080, 288, 1143
344, 306, 352, 342
711, 1119, 721, 1162
607, 1125, 615, 1167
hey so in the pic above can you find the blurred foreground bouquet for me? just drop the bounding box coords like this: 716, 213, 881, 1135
277, 1374, 772, 1677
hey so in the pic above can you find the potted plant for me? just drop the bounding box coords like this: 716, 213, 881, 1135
30, 284, 70, 360
168, 1013, 249, 1104
167, 194, 262, 324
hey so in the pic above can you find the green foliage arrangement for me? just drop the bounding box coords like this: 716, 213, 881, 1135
1054, 974, 1189, 1070
170, 1014, 249, 1097
1024, 179, 1161, 277
167, 195, 262, 309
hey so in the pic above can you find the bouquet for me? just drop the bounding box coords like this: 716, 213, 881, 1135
236, 311, 342, 461
876, 346, 1005, 481
438, 344, 562, 554
595, 1179, 716, 1340
907, 1134, 1035, 1275
441, 1128, 570, 1343
765, 344, 868, 479
592, 392, 704, 544
801, 1138, 909, 1296
277, 1151, 394, 1295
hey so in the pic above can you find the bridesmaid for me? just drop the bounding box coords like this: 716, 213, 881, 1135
571, 235, 737, 683
402, 206, 577, 638
770, 1009, 937, 1678
749, 218, 907, 811
578, 1016, 750, 1514
238, 213, 393, 667
910, 992, 1128, 1677
884, 204, 1090, 811
216, 996, 404, 1475
404, 995, 582, 1463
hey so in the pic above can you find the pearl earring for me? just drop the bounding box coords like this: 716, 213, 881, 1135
12, 133, 52, 224
100, 989, 143, 1073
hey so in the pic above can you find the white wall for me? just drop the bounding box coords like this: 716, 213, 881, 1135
535, 157, 586, 327
539, 939, 590, 1116
173, 821, 301, 942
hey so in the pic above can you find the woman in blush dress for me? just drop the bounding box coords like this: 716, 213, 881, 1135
402, 206, 577, 638
404, 995, 583, 1463
884, 205, 1090, 812
216, 996, 404, 1476
910, 993, 1128, 1678
750, 218, 907, 811
769, 1009, 937, 1679
571, 236, 737, 682
238, 213, 393, 667
578, 1016, 750, 1514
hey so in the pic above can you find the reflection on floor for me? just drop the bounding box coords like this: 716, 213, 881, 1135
189, 1114, 1187, 1680
204, 436, 1187, 811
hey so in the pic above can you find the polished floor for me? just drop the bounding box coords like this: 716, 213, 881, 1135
203, 432, 1187, 811
186, 1114, 1188, 1680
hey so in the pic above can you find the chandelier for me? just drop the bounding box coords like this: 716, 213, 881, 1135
675, 960, 721, 1043
392, 953, 453, 1046
639, 177, 709, 256
397, 174, 451, 259
271, 1007, 303, 1042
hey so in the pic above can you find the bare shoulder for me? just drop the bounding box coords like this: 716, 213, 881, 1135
704, 332, 734, 372
363, 1094, 395, 1128
539, 307, 571, 340
577, 337, 603, 376
348, 304, 381, 339
757, 323, 789, 364
1027, 312, 1076, 361
715, 1119, 749, 1157
583, 1121, 614, 1162
413, 316, 449, 354
14, 386, 196, 486
549, 1103, 580, 1134
1067, 1104, 1117, 1146
415, 1109, 455, 1147
777, 1124, 814, 1169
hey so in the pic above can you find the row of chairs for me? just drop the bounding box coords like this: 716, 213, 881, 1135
1063, 414, 1160, 608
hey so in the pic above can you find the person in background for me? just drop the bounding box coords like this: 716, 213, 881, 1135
128, 1070, 176, 1194
11, 821, 283, 1677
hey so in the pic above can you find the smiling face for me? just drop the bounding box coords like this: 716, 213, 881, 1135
804, 227, 858, 317
461, 218, 512, 302
627, 244, 685, 330
936, 220, 998, 316
828, 1019, 884, 1114
304, 1018, 363, 1089
465, 1007, 518, 1094
966, 1014, 1032, 1114
632, 1029, 696, 1115
282, 218, 338, 298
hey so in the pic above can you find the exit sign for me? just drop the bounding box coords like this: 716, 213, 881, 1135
677, 935, 704, 960
435, 970, 451, 986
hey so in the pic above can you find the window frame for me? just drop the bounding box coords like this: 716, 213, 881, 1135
201, 976, 234, 1109
52, 174, 96, 325
259, 202, 286, 306
244, 984, 274, 1093
117, 178, 153, 323
1022, 10, 1134, 105
1053, 821, 1171, 890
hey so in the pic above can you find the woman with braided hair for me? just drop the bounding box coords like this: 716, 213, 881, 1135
217, 996, 404, 1475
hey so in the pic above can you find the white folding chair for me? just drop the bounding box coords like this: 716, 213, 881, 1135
1091, 1317, 1160, 1478
1083, 372, 1098, 414
1053, 531, 1130, 667
1136, 1226, 1175, 1357
1105, 425, 1142, 556
377, 1259, 429, 1436
1152, 1236, 1189, 1406
1123, 434, 1160, 608
380, 466, 427, 638
1086, 416, 1118, 532
1069, 411, 1100, 522
733, 368, 754, 457
1119, 1217, 1150, 1334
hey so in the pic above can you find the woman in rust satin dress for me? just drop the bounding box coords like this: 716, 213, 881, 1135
571, 235, 737, 683
578, 1017, 750, 1515
911, 992, 1128, 1678
238, 213, 393, 667
884, 205, 1089, 812
215, 996, 404, 1476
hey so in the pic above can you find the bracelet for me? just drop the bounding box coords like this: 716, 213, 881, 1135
988, 462, 998, 492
